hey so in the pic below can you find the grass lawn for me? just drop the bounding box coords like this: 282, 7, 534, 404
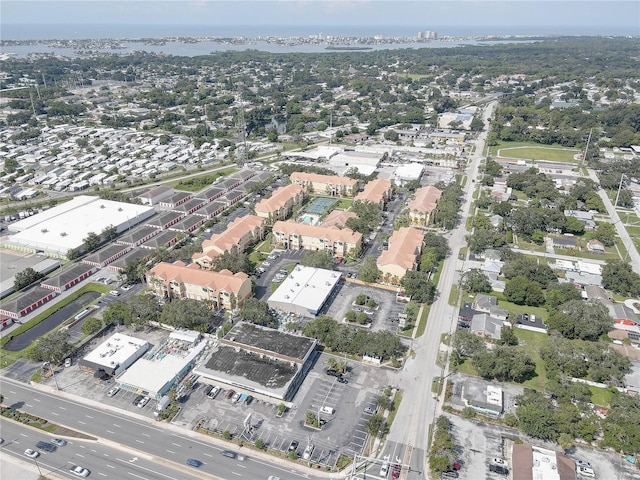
490, 141, 580, 163
455, 359, 478, 376
448, 285, 459, 307
415, 305, 430, 338
492, 294, 548, 321
514, 239, 547, 253
172, 168, 237, 191
589, 386, 614, 407
335, 198, 353, 210
514, 328, 549, 391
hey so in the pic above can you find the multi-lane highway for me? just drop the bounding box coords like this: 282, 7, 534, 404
1, 378, 324, 480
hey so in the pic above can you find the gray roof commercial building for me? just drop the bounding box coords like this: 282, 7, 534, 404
195, 322, 317, 401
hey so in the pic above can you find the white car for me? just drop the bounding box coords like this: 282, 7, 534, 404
262, 262, 271, 267
577, 466, 595, 478
380, 461, 389, 477
302, 444, 314, 460
70, 465, 90, 477
24, 448, 39, 458
492, 458, 508, 467
107, 386, 120, 397
576, 460, 592, 468
121, 284, 132, 291
137, 396, 150, 408
109, 290, 120, 297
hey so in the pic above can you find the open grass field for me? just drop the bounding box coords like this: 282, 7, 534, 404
490, 141, 580, 164
514, 328, 549, 391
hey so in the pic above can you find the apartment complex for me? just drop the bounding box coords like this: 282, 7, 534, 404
354, 178, 393, 208
408, 185, 442, 226
254, 184, 304, 224
290, 172, 358, 197
146, 261, 252, 310
377, 226, 425, 284
271, 220, 362, 258
192, 215, 265, 269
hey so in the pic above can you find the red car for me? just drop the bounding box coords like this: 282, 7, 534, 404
391, 464, 401, 479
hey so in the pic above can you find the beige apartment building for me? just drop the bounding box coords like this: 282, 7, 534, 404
408, 185, 442, 226
377, 227, 424, 284
146, 261, 253, 310
254, 184, 304, 224
272, 220, 362, 258
193, 215, 265, 268
354, 178, 393, 208
290, 171, 358, 197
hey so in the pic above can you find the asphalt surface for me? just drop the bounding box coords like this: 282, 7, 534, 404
4, 292, 100, 351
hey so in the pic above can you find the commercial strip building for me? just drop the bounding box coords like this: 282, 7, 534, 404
195, 322, 317, 401
40, 263, 95, 293
146, 261, 253, 310
291, 171, 358, 197
0, 286, 57, 319
354, 178, 393, 208
192, 215, 265, 268
377, 227, 424, 285
3, 195, 156, 258
117, 330, 207, 399
271, 220, 362, 258
512, 444, 576, 480
408, 185, 442, 226
267, 265, 342, 318
255, 184, 304, 224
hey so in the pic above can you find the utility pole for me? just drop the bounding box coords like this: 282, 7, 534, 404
236, 87, 248, 166
582, 128, 592, 166
614, 173, 626, 208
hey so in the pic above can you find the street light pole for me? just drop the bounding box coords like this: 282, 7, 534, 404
46, 361, 59, 390
33, 456, 43, 476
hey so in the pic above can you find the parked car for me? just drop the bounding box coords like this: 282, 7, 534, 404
225, 389, 236, 399
208, 386, 221, 399
492, 458, 507, 467
303, 444, 314, 460
203, 385, 213, 396
186, 458, 202, 467
489, 464, 509, 475
288, 440, 299, 452
262, 262, 271, 267
24, 449, 39, 458
364, 406, 377, 415
232, 392, 242, 403
109, 290, 120, 296
391, 464, 401, 479
121, 284, 132, 291
441, 471, 459, 479
70, 465, 90, 477
64, 357, 72, 367
107, 386, 120, 397
221, 450, 237, 459
137, 396, 150, 408
337, 377, 349, 384
576, 461, 592, 468
133, 394, 144, 405
320, 406, 335, 415
245, 395, 254, 405
50, 438, 67, 447
380, 462, 389, 477
577, 466, 595, 478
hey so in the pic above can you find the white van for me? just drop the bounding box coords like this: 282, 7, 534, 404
320, 406, 335, 415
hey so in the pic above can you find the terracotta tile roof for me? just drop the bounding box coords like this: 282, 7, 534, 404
354, 178, 392, 204
197, 214, 264, 259
273, 220, 362, 244
255, 184, 303, 214
377, 227, 424, 269
291, 171, 358, 187
408, 185, 442, 213
148, 261, 250, 294
320, 210, 357, 228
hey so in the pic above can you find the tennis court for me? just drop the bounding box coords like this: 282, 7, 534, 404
305, 197, 336, 215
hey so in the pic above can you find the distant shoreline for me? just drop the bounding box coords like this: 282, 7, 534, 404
325, 46, 374, 51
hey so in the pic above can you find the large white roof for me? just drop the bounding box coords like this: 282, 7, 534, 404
268, 266, 341, 314
6, 195, 155, 255
82, 333, 149, 370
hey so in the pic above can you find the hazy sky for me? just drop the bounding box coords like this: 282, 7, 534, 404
2, 1, 639, 29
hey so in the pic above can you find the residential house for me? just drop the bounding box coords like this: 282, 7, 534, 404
586, 239, 606, 254
408, 186, 442, 227
471, 313, 505, 340
146, 261, 252, 310
377, 227, 424, 284
611, 304, 639, 327
271, 220, 362, 258
193, 215, 265, 269
290, 172, 358, 197
354, 178, 393, 208
254, 184, 304, 224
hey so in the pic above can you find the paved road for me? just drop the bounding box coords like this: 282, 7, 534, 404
385, 102, 497, 476
0, 418, 206, 480
1, 378, 334, 480
587, 168, 640, 274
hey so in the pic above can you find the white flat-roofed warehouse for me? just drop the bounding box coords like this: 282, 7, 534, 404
117, 330, 207, 399
78, 333, 150, 377
267, 265, 342, 318
4, 195, 155, 258
194, 322, 317, 401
